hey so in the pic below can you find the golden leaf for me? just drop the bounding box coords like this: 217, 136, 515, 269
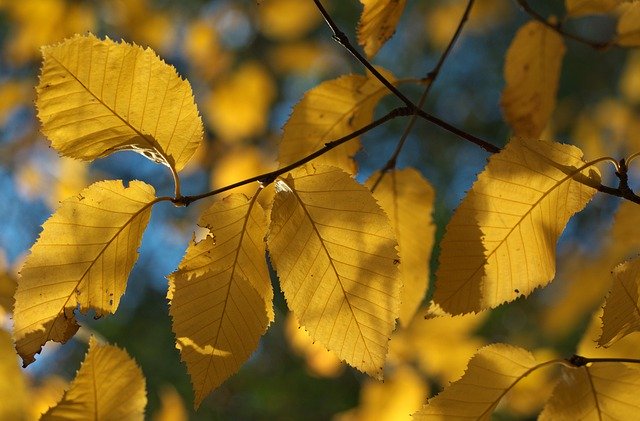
565, 0, 619, 16
267, 165, 400, 377
152, 386, 187, 421
278, 69, 395, 174
42, 337, 146, 420
258, 0, 321, 40
36, 34, 203, 172
434, 138, 600, 315
412, 344, 539, 420
618, 1, 640, 47
13, 180, 156, 366
357, 0, 407, 58
501, 21, 566, 139
0, 329, 28, 420
599, 258, 640, 346
366, 168, 435, 326
168, 193, 272, 407
539, 363, 640, 420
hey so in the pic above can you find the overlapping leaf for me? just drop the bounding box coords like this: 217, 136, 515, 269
278, 69, 395, 174
267, 165, 400, 377
501, 21, 565, 139
168, 193, 272, 407
42, 337, 146, 420
565, 0, 619, 16
36, 33, 203, 172
13, 180, 156, 366
434, 138, 600, 315
412, 344, 540, 420
366, 168, 435, 325
357, 0, 407, 58
618, 1, 640, 47
539, 363, 640, 419
599, 257, 640, 346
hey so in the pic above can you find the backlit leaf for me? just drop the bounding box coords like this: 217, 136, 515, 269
42, 337, 146, 420
366, 168, 435, 325
0, 329, 28, 420
434, 138, 600, 315
599, 258, 640, 346
565, 0, 619, 16
412, 344, 540, 420
13, 180, 156, 366
267, 165, 400, 377
278, 69, 395, 174
617, 1, 640, 47
501, 21, 565, 139
168, 193, 272, 407
539, 363, 640, 420
36, 33, 203, 172
357, 0, 407, 58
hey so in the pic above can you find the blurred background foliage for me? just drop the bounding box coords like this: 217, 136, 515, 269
1, 0, 640, 419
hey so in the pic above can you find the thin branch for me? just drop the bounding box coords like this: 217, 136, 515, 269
569, 355, 640, 367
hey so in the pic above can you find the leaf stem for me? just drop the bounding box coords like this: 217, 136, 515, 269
568, 355, 640, 367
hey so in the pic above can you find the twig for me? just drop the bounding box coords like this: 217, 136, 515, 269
568, 355, 640, 367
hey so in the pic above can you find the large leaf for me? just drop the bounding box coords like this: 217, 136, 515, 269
565, 0, 620, 16
434, 138, 600, 315
13, 180, 156, 366
278, 69, 395, 174
599, 258, 640, 346
366, 168, 435, 325
42, 337, 146, 420
539, 363, 640, 420
168, 193, 272, 407
412, 344, 540, 420
357, 0, 407, 58
267, 165, 400, 377
36, 33, 203, 172
501, 21, 565, 139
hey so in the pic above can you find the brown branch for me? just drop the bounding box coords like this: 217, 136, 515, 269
568, 355, 640, 367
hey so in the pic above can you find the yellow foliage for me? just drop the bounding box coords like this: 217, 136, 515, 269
153, 386, 188, 421
268, 165, 400, 378
258, 0, 321, 40
108, 0, 176, 53
0, 80, 31, 125
183, 19, 231, 81
269, 42, 338, 75
28, 376, 69, 420
617, 1, 640, 46
599, 257, 640, 346
579, 307, 640, 358
357, 0, 407, 58
565, 0, 620, 16
0, 251, 16, 318
0, 329, 28, 420
210, 145, 276, 201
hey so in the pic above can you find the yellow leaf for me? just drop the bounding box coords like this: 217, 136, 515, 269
267, 165, 400, 377
29, 376, 68, 420
434, 138, 600, 315
565, 0, 620, 16
258, 0, 321, 40
278, 69, 396, 174
168, 193, 272, 406
13, 180, 156, 366
412, 344, 539, 420
539, 363, 640, 420
366, 168, 435, 326
501, 21, 566, 139
618, 1, 640, 46
36, 34, 203, 172
152, 386, 187, 421
598, 258, 640, 346
0, 329, 28, 420
42, 337, 146, 420
357, 0, 407, 58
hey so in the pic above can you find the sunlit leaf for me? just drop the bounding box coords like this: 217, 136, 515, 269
366, 168, 435, 326
278, 69, 395, 174
539, 363, 640, 420
36, 33, 203, 172
434, 138, 600, 315
267, 165, 400, 377
168, 193, 272, 406
599, 258, 640, 346
565, 0, 619, 16
0, 329, 28, 420
42, 337, 146, 420
357, 0, 407, 58
501, 21, 565, 139
13, 180, 156, 366
618, 1, 640, 46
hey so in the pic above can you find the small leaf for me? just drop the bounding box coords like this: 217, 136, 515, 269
366, 168, 435, 325
278, 69, 395, 174
168, 193, 272, 407
13, 180, 156, 366
412, 344, 540, 420
36, 34, 203, 172
539, 363, 640, 420
267, 165, 400, 377
434, 138, 600, 315
501, 21, 565, 139
357, 0, 407, 58
599, 257, 640, 346
618, 1, 640, 47
42, 337, 147, 420
565, 0, 620, 16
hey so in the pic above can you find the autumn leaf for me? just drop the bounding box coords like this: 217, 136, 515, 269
0, 329, 28, 420
434, 138, 600, 315
501, 21, 565, 139
357, 0, 407, 58
42, 337, 146, 420
539, 362, 640, 420
366, 168, 435, 326
598, 258, 640, 346
13, 180, 156, 366
565, 0, 620, 16
278, 69, 396, 174
267, 165, 400, 377
617, 1, 640, 47
36, 33, 203, 173
168, 193, 273, 407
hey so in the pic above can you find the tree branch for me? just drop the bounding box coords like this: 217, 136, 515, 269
568, 355, 640, 367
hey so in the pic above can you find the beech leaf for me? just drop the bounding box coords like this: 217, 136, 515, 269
267, 165, 400, 377
13, 180, 156, 366
357, 0, 407, 58
599, 257, 640, 346
434, 138, 600, 315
